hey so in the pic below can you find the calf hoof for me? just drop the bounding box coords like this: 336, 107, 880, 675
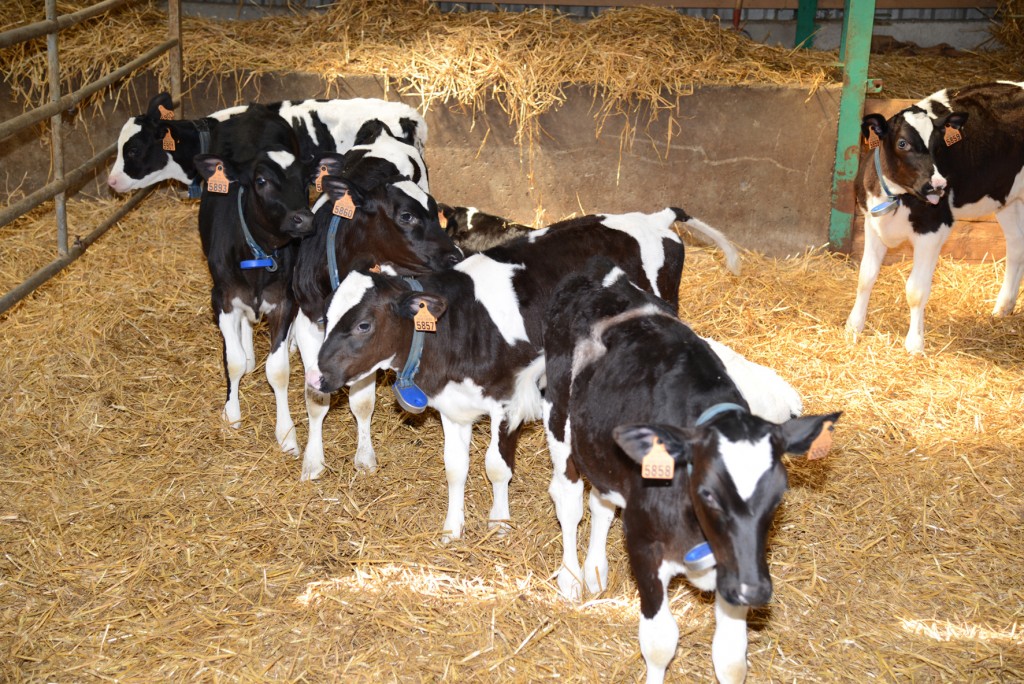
557, 567, 583, 602
844, 314, 866, 336
487, 520, 511, 538
277, 425, 299, 457
904, 334, 925, 355
353, 448, 378, 473
221, 407, 242, 429
300, 460, 325, 481
584, 563, 609, 595
993, 301, 1017, 317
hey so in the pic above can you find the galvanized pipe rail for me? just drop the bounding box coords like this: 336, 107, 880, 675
0, 0, 182, 316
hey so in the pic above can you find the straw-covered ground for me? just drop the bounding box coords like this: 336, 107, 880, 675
0, 192, 1022, 681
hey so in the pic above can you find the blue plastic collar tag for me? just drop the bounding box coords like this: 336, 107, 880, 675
240, 257, 277, 271
870, 198, 900, 217
683, 542, 716, 572
392, 380, 429, 414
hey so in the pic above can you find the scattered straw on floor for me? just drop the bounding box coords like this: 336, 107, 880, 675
1, 192, 1022, 681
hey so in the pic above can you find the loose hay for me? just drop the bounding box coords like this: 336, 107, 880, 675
1, 192, 1022, 681
3, 1, 1024, 147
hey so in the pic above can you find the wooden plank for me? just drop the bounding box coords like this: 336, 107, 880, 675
504, 1, 997, 9
851, 215, 1005, 264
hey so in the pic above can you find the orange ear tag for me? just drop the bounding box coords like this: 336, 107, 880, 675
866, 128, 880, 150
158, 104, 175, 120
369, 264, 381, 273
438, 209, 448, 229
944, 124, 962, 147
414, 302, 437, 332
332, 192, 356, 219
641, 436, 674, 480
806, 420, 835, 461
162, 129, 176, 152
314, 165, 329, 193
206, 163, 230, 194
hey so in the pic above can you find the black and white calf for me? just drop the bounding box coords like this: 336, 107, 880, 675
306, 208, 738, 539
107, 92, 427, 194
292, 144, 459, 480
542, 259, 839, 684
848, 80, 1024, 353
437, 204, 533, 253
193, 104, 315, 453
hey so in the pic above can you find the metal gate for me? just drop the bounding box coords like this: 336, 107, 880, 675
0, 0, 183, 316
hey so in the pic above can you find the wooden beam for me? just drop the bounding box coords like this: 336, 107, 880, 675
499, 1, 997, 9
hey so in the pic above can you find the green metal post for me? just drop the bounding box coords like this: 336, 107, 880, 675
828, 0, 876, 252
795, 0, 818, 48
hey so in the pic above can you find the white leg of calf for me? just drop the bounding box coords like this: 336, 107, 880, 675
545, 418, 584, 600
638, 593, 679, 684
218, 309, 246, 428
846, 218, 890, 335
265, 338, 298, 455
294, 311, 329, 480
348, 374, 378, 472
484, 415, 513, 535
904, 228, 948, 354
712, 593, 750, 684
994, 203, 1024, 316
583, 489, 616, 595
439, 414, 472, 542
241, 316, 256, 374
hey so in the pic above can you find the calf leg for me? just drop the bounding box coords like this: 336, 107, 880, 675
266, 328, 298, 455
349, 373, 378, 472
217, 308, 247, 428
846, 217, 889, 337
294, 311, 330, 480
485, 417, 519, 535
544, 410, 584, 601
241, 316, 256, 374
904, 227, 949, 354
582, 488, 617, 595
629, 550, 678, 684
711, 593, 750, 684
993, 202, 1024, 316
439, 414, 472, 542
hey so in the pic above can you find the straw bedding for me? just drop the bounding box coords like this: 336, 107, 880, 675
1, 192, 1022, 681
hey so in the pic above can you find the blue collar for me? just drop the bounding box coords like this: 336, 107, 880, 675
236, 187, 278, 272
695, 402, 746, 426
326, 214, 343, 291
188, 119, 212, 199
391, 277, 430, 414
869, 147, 901, 217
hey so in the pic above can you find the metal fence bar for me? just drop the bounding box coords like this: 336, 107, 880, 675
1, 0, 183, 317
0, 188, 154, 317
0, 0, 135, 49
0, 38, 177, 144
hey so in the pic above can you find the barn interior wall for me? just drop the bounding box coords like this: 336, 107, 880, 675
0, 73, 840, 258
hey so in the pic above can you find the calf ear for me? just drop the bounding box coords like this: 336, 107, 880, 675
194, 154, 237, 182
943, 111, 969, 131
396, 291, 448, 322
613, 424, 695, 468
322, 176, 365, 208
861, 113, 887, 143
146, 92, 174, 121
778, 412, 842, 458
314, 153, 346, 179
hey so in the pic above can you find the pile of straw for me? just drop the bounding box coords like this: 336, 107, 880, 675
1, 192, 1021, 680
3, 1, 1023, 144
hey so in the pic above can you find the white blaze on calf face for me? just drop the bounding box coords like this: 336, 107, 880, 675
267, 150, 296, 171
601, 266, 627, 288
527, 227, 549, 242
455, 254, 528, 345
324, 271, 375, 336
596, 209, 679, 299
393, 179, 431, 211
719, 433, 773, 501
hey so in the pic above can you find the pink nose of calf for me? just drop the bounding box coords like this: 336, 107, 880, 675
305, 368, 324, 391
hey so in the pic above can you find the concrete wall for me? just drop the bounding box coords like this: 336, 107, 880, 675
1, 73, 840, 257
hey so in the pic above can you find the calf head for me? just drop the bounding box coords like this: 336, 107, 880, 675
315, 154, 462, 273
614, 409, 840, 607
861, 106, 967, 205
306, 272, 448, 393
108, 92, 183, 192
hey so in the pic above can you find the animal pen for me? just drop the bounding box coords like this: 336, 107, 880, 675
1, 1, 1023, 681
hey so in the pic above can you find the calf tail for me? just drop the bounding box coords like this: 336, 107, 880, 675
670, 207, 741, 276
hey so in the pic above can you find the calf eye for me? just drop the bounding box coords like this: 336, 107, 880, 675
398, 211, 415, 224
697, 486, 721, 512
897, 139, 908, 150
355, 321, 371, 333
255, 176, 268, 187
